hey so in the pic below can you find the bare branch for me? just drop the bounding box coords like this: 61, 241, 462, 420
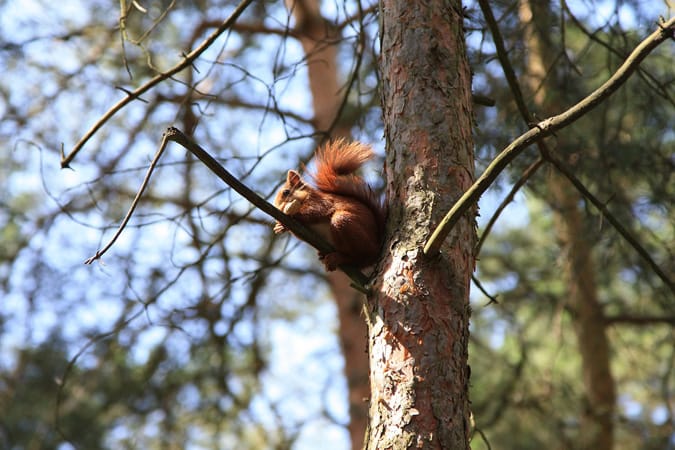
562, 3, 675, 106
605, 315, 675, 326
472, 275, 499, 306
166, 128, 372, 291
61, 0, 255, 168
470, 2, 674, 293
85, 127, 371, 291
424, 17, 674, 256
476, 0, 531, 120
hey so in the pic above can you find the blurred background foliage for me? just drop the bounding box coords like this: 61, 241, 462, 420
0, 0, 672, 449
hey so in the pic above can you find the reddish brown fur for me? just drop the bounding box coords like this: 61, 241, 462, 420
274, 139, 386, 270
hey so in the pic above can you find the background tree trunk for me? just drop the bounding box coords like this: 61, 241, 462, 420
365, 0, 475, 448
285, 2, 369, 448
519, 1, 616, 448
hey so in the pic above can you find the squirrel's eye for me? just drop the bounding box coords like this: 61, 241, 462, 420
282, 189, 291, 197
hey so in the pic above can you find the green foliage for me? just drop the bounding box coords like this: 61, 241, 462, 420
467, 3, 674, 448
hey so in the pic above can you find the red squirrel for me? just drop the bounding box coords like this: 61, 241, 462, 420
273, 140, 386, 271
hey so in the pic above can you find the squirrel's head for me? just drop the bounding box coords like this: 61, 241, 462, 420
275, 170, 309, 215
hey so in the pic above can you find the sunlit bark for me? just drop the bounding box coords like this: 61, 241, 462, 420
365, 0, 475, 448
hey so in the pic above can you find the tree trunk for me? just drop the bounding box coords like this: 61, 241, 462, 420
548, 175, 616, 450
365, 1, 475, 448
518, 1, 616, 448
284, 2, 369, 449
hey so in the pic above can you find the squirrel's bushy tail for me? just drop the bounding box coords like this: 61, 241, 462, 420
316, 139, 373, 176
312, 139, 386, 233
312, 139, 374, 194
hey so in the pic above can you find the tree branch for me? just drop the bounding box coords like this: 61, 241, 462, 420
605, 315, 675, 326
61, 0, 255, 168
85, 127, 372, 291
562, 3, 675, 106
474, 157, 545, 256
424, 16, 674, 257
476, 0, 531, 120
469, 2, 674, 293
167, 129, 372, 291
472, 275, 499, 306
538, 146, 674, 293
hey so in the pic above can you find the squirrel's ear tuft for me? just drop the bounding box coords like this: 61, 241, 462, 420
287, 170, 302, 185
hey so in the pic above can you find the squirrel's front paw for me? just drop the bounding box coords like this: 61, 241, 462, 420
273, 222, 286, 234
319, 252, 342, 271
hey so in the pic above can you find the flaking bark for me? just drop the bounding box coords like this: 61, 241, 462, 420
365, 1, 476, 448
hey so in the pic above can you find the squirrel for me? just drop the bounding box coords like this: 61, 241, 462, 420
273, 139, 386, 271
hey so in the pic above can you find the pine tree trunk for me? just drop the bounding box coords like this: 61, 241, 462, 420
548, 176, 616, 450
365, 1, 475, 448
518, 1, 616, 448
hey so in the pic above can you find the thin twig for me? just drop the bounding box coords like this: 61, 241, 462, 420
470, 426, 493, 450
84, 133, 169, 264
61, 0, 255, 168
562, 2, 675, 106
475, 157, 545, 256
476, 0, 531, 120
424, 16, 675, 256
472, 275, 499, 306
